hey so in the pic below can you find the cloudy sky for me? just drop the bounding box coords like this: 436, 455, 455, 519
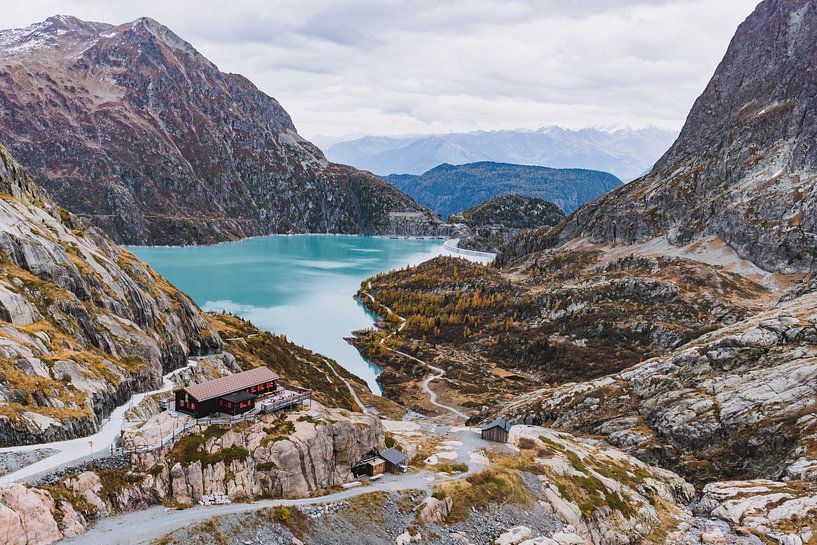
4, 0, 760, 141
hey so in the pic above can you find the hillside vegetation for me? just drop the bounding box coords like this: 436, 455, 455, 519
353, 252, 767, 413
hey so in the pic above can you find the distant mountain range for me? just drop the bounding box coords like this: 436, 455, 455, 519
385, 162, 622, 219
0, 16, 438, 245
324, 127, 677, 181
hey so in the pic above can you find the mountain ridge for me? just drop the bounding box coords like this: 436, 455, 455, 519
386, 161, 621, 219
324, 126, 677, 181
0, 15, 438, 245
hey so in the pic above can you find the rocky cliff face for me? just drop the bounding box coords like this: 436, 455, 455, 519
509, 0, 817, 274
0, 409, 382, 545
0, 15, 436, 245
0, 144, 220, 445
136, 411, 385, 504
498, 284, 817, 486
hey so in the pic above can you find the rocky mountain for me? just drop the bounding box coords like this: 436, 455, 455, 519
450, 194, 565, 253
451, 194, 565, 230
385, 162, 621, 219
323, 127, 678, 181
0, 15, 438, 245
0, 143, 220, 445
515, 0, 817, 274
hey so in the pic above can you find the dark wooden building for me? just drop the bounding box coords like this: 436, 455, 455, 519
481, 418, 511, 443
352, 447, 407, 477
175, 367, 279, 418
217, 391, 257, 416
352, 455, 387, 477
380, 448, 408, 473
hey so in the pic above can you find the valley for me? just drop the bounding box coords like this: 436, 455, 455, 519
1, 1, 817, 544
352, 243, 773, 415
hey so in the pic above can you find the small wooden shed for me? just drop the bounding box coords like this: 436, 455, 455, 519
352, 455, 387, 477
380, 448, 408, 473
481, 418, 511, 443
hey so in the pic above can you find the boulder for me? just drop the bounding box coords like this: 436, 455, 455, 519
0, 484, 61, 545
551, 532, 586, 545
396, 531, 421, 544
700, 528, 727, 544
57, 501, 86, 538
0, 502, 26, 545
0, 284, 41, 325
495, 526, 532, 545
418, 496, 452, 524
64, 471, 106, 515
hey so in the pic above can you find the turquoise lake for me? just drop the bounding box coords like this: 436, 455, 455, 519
130, 235, 460, 395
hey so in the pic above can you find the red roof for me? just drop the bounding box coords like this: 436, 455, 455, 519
184, 367, 279, 402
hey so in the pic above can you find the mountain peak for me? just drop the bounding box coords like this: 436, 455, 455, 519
43, 14, 86, 29
0, 15, 435, 244
114, 16, 198, 55
42, 14, 111, 33
529, 0, 817, 274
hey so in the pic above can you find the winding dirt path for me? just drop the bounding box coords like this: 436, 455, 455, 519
319, 355, 369, 414
62, 471, 432, 545
0, 366, 189, 485
360, 289, 466, 421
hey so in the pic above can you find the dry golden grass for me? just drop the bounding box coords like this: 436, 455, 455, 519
432, 468, 534, 522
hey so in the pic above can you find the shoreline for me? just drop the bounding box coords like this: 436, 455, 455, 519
125, 232, 449, 250
129, 236, 464, 397
441, 238, 497, 261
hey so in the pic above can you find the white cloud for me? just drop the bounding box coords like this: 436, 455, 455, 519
2, 0, 760, 139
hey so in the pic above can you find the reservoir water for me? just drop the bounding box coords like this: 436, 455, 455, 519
130, 235, 465, 395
